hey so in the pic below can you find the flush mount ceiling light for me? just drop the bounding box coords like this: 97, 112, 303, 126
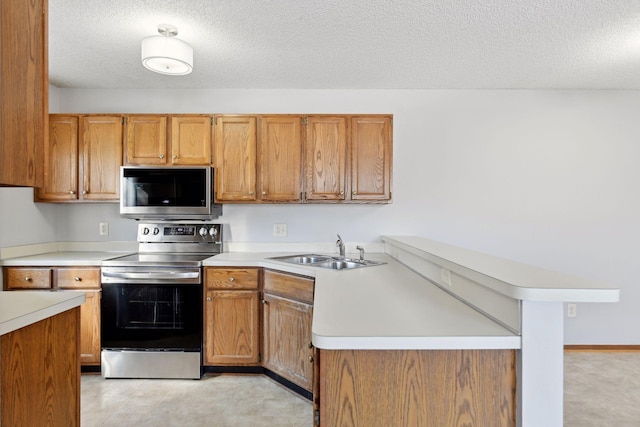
141, 24, 193, 76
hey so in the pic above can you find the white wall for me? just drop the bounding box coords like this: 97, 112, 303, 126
24, 88, 640, 344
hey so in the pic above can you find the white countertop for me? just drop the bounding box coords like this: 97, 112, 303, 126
205, 251, 520, 350
383, 236, 620, 302
0, 251, 132, 266
0, 291, 86, 335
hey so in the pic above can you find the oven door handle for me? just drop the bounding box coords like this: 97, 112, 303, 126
102, 271, 200, 280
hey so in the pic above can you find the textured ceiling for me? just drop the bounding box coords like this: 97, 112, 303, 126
49, 0, 640, 89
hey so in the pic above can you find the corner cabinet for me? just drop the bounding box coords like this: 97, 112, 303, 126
36, 115, 122, 202
0, 0, 47, 187
124, 115, 213, 166
204, 267, 261, 365
262, 269, 315, 392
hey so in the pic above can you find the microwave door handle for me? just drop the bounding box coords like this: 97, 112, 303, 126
102, 271, 200, 280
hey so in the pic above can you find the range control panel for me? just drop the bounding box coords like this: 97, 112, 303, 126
137, 223, 222, 243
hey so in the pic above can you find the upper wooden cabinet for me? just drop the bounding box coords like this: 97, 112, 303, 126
350, 116, 392, 201
0, 0, 47, 187
37, 115, 122, 202
37, 116, 79, 201
258, 116, 304, 202
124, 115, 168, 165
305, 116, 348, 201
215, 114, 392, 204
213, 115, 258, 202
124, 115, 212, 166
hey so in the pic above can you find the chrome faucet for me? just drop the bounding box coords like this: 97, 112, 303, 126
336, 234, 345, 258
356, 245, 365, 261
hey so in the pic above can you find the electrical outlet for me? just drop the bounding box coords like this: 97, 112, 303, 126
567, 303, 577, 318
99, 222, 109, 236
273, 223, 287, 237
440, 268, 452, 286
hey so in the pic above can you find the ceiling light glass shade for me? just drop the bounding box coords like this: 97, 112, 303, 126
141, 35, 193, 75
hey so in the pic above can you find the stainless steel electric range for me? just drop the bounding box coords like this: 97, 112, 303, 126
100, 222, 222, 379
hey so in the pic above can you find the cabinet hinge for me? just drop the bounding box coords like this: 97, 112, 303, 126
121, 117, 125, 125
211, 117, 215, 126
258, 353, 262, 363
301, 116, 308, 125
314, 409, 320, 426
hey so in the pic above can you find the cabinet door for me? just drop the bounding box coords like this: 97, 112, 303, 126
350, 116, 392, 201
124, 115, 168, 165
37, 115, 79, 201
305, 116, 347, 201
213, 115, 257, 202
258, 116, 303, 202
170, 115, 212, 165
263, 293, 313, 391
80, 116, 123, 201
78, 290, 101, 365
0, 0, 46, 187
204, 290, 260, 365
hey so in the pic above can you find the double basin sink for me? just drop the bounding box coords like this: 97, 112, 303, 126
268, 254, 386, 270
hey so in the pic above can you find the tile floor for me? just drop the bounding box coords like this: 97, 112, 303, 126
81, 352, 640, 426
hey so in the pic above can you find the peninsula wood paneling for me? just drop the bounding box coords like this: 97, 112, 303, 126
319, 349, 516, 427
1, 307, 80, 426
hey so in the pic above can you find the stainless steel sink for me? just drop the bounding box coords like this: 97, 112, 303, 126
268, 254, 385, 270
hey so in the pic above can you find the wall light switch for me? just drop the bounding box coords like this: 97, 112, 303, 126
567, 303, 577, 318
273, 223, 287, 237
99, 222, 109, 236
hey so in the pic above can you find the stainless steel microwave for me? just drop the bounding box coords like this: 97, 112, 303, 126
120, 166, 222, 220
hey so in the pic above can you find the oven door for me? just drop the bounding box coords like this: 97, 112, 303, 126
101, 282, 202, 351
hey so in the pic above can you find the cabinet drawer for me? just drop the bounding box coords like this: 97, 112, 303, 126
4, 267, 52, 289
205, 268, 260, 290
57, 267, 101, 289
264, 269, 314, 304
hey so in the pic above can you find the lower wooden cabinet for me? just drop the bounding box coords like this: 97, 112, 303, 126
77, 290, 101, 365
263, 269, 315, 392
2, 266, 101, 366
204, 267, 261, 365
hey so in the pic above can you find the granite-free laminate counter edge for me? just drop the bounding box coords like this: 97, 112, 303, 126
0, 291, 86, 335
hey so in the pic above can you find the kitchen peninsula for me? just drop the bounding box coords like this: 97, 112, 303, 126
0, 291, 86, 426
205, 235, 619, 427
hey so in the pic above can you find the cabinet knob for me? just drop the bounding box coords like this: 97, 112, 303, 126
261, 299, 268, 305
159, 154, 164, 159
74, 277, 82, 281
308, 341, 313, 349
69, 191, 75, 195
249, 191, 254, 196
206, 296, 212, 301
352, 191, 357, 195
172, 155, 177, 159
24, 276, 32, 282
340, 190, 344, 195
228, 277, 235, 282
261, 191, 266, 195
308, 356, 314, 363
82, 190, 87, 195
